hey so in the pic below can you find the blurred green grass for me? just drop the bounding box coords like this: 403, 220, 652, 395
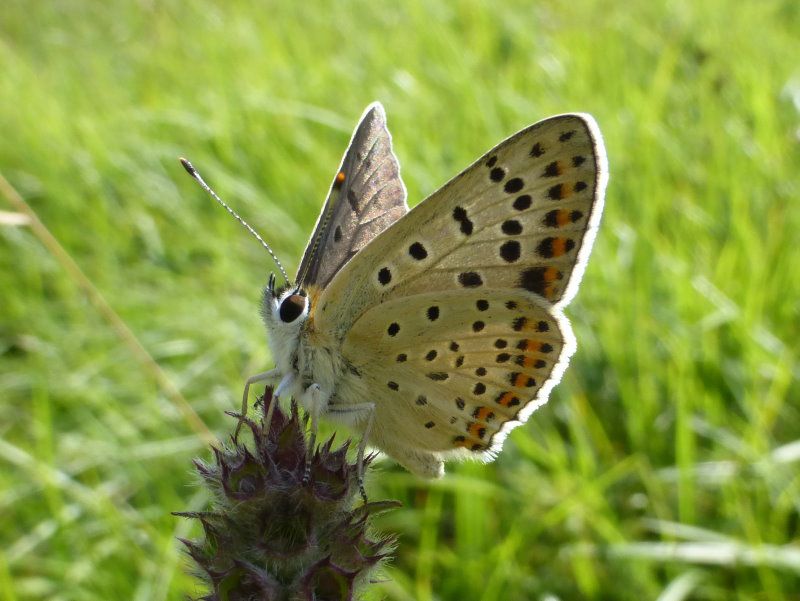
1, 1, 799, 599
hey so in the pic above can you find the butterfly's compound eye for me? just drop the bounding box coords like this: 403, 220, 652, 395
279, 294, 306, 323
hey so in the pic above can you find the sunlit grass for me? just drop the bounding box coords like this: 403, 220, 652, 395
1, 1, 799, 599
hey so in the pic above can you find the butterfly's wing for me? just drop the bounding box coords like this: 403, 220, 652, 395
340, 288, 573, 469
296, 102, 408, 291
315, 113, 607, 475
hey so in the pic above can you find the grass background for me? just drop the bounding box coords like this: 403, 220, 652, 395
1, 1, 799, 599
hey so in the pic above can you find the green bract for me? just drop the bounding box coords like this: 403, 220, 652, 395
176, 388, 398, 601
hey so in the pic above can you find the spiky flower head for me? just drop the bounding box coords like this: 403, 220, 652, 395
176, 387, 398, 600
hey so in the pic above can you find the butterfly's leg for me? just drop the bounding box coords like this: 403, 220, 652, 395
235, 368, 281, 438
299, 383, 329, 485
355, 404, 375, 503
328, 402, 375, 503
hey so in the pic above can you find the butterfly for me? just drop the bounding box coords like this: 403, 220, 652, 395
183, 102, 607, 479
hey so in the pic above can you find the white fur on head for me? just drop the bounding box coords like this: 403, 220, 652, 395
261, 283, 309, 374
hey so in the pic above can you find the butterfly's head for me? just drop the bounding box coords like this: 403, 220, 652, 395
262, 274, 309, 362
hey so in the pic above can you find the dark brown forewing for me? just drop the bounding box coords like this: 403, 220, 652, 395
296, 103, 408, 289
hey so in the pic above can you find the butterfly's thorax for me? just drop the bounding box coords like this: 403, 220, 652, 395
298, 305, 375, 423
264, 287, 368, 420
296, 318, 339, 391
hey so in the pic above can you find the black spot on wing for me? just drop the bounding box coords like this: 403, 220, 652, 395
504, 178, 524, 193
501, 220, 523, 235
499, 240, 521, 262
543, 161, 561, 177
409, 242, 428, 260
513, 195, 532, 211
489, 167, 505, 182
547, 184, 566, 200
458, 272, 483, 287
453, 206, 474, 235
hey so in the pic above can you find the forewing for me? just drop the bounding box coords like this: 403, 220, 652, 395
315, 113, 607, 338
296, 102, 408, 290
341, 289, 573, 457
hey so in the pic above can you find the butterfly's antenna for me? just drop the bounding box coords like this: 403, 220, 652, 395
179, 158, 291, 285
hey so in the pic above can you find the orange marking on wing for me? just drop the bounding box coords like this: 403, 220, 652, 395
542, 267, 562, 300
474, 406, 494, 421
544, 267, 560, 282
521, 339, 542, 352
551, 238, 567, 257
467, 422, 487, 439
556, 209, 571, 227
521, 355, 536, 368
513, 373, 529, 388
561, 183, 573, 198
496, 392, 517, 407
336, 171, 346, 184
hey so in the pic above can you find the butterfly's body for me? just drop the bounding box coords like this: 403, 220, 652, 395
237, 102, 607, 478
263, 283, 441, 475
